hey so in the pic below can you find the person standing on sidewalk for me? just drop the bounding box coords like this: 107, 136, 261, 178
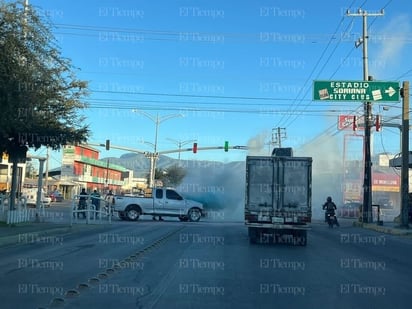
78, 188, 88, 219
90, 189, 101, 210
90, 189, 101, 218
104, 190, 115, 216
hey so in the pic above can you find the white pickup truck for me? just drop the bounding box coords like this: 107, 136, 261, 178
113, 187, 204, 222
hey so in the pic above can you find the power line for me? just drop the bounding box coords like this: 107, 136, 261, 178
275, 0, 358, 129
85, 103, 352, 116
87, 97, 352, 109
292, 0, 396, 144
282, 0, 396, 132
52, 23, 366, 43
90, 89, 299, 102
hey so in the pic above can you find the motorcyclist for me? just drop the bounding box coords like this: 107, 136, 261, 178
322, 196, 339, 227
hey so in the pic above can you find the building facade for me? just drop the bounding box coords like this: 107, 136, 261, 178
60, 145, 127, 195
0, 152, 26, 193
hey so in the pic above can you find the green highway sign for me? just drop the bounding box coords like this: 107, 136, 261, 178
313, 80, 400, 102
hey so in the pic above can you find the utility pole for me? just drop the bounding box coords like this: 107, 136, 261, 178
347, 8, 384, 223
272, 127, 286, 148
105, 158, 109, 190
45, 147, 49, 193
400, 81, 410, 228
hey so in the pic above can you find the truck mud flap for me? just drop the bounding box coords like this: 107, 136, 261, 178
246, 223, 311, 230
248, 227, 307, 246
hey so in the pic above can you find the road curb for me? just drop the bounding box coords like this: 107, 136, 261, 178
353, 221, 412, 236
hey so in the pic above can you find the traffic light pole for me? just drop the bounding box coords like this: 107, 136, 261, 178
347, 9, 384, 223
87, 142, 248, 189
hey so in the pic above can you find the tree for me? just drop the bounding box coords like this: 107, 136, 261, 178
25, 161, 37, 178
0, 1, 89, 209
155, 164, 186, 187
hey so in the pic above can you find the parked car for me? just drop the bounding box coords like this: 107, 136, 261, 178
42, 196, 52, 208
49, 191, 63, 202
22, 187, 51, 208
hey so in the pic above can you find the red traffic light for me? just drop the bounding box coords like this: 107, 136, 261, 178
193, 142, 197, 153
352, 116, 357, 131
375, 115, 381, 132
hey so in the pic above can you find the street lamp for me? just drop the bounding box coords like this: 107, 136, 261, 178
132, 110, 183, 187
166, 138, 197, 160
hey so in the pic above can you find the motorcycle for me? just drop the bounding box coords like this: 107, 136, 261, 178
326, 212, 339, 228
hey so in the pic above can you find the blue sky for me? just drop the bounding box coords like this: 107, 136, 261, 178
21, 0, 412, 168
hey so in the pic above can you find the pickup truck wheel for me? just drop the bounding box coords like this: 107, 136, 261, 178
188, 208, 201, 222
126, 206, 141, 221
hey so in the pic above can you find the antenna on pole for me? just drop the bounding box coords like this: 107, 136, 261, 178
272, 127, 287, 148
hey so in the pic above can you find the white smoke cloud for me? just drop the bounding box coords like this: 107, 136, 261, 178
179, 131, 345, 222
373, 14, 411, 78
297, 133, 344, 220
247, 131, 270, 156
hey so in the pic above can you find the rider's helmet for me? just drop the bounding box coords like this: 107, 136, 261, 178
327, 196, 332, 202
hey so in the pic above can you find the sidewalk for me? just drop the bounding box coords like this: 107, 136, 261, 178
353, 220, 412, 237
0, 221, 109, 248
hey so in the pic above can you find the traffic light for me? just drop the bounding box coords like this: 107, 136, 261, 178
224, 141, 229, 152
375, 115, 381, 132
193, 142, 198, 153
105, 139, 110, 150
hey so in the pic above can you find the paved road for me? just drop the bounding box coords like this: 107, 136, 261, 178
1, 216, 411, 309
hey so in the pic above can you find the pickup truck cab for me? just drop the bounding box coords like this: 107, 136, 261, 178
113, 187, 203, 222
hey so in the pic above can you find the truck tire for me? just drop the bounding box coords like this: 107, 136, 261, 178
295, 230, 307, 246
248, 227, 258, 244
301, 230, 307, 246
125, 205, 141, 221
249, 235, 257, 244
188, 208, 201, 222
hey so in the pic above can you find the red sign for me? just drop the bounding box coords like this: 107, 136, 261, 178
338, 115, 365, 131
372, 173, 400, 192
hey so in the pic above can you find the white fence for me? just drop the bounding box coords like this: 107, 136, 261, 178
0, 194, 45, 225
71, 195, 112, 225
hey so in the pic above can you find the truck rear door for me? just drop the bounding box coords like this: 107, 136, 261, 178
277, 157, 312, 222
245, 157, 275, 222
245, 156, 312, 223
